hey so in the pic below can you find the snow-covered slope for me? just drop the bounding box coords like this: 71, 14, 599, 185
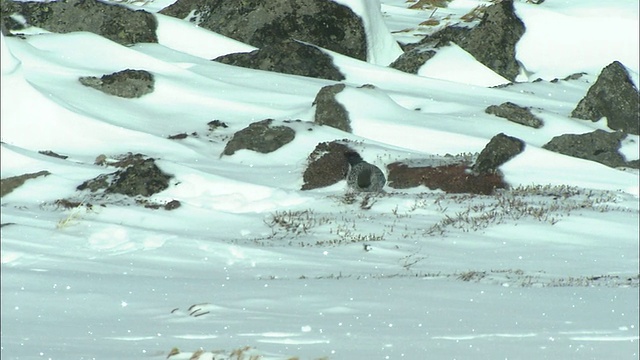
1, 1, 638, 359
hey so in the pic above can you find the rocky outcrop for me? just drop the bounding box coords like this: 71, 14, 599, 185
485, 102, 544, 128
542, 129, 632, 168
1, 0, 157, 44
472, 133, 525, 174
345, 151, 386, 193
79, 69, 154, 98
77, 154, 172, 197
312, 84, 351, 132
397, 0, 524, 81
160, 0, 366, 61
213, 39, 344, 81
222, 119, 295, 156
571, 61, 640, 135
301, 141, 353, 190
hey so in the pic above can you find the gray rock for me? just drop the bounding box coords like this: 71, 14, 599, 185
77, 154, 172, 197
472, 133, 525, 174
389, 45, 436, 74
79, 69, 154, 98
313, 84, 351, 132
160, 0, 366, 61
403, 0, 524, 81
1, 0, 157, 45
571, 61, 640, 135
485, 102, 544, 128
346, 152, 385, 193
301, 141, 353, 190
542, 129, 628, 168
213, 39, 344, 81
222, 119, 295, 156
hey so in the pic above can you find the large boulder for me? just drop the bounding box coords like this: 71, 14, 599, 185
472, 133, 525, 174
571, 61, 640, 135
312, 84, 351, 132
79, 69, 154, 98
542, 129, 631, 168
485, 102, 544, 128
160, 0, 367, 61
213, 39, 344, 81
301, 141, 353, 190
222, 119, 295, 156
0, 0, 157, 44
397, 0, 524, 81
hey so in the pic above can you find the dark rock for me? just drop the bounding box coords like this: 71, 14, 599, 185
405, 0, 524, 81
387, 161, 506, 195
39, 150, 68, 159
164, 200, 181, 210
472, 133, 525, 174
222, 119, 295, 156
485, 102, 544, 128
456, 0, 524, 81
168, 133, 188, 140
626, 159, 640, 169
542, 129, 629, 168
313, 84, 351, 132
346, 155, 386, 193
301, 141, 353, 190
213, 39, 344, 81
389, 46, 436, 74
160, 0, 366, 61
1, 0, 157, 44
77, 154, 172, 197
1, 170, 50, 197
571, 61, 640, 135
207, 120, 228, 130
79, 69, 154, 98
563, 72, 586, 81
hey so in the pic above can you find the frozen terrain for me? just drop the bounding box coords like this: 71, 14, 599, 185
1, 0, 638, 359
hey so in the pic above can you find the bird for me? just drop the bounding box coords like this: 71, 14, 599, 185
344, 151, 386, 192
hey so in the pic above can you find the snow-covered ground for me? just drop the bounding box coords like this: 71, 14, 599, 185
1, 0, 638, 359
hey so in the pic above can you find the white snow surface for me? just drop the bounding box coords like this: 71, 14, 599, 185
1, 1, 639, 359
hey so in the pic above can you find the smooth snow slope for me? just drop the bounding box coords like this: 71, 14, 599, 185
1, 1, 638, 359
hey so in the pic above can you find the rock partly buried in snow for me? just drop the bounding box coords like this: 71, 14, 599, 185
213, 39, 345, 81
389, 46, 436, 74
77, 154, 172, 197
387, 157, 507, 195
345, 151, 386, 193
0, 0, 157, 45
0, 170, 50, 198
301, 141, 353, 190
160, 0, 366, 61
472, 133, 525, 174
401, 0, 524, 81
542, 129, 630, 168
571, 61, 640, 135
79, 69, 154, 98
313, 84, 351, 132
222, 119, 295, 156
485, 102, 544, 128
